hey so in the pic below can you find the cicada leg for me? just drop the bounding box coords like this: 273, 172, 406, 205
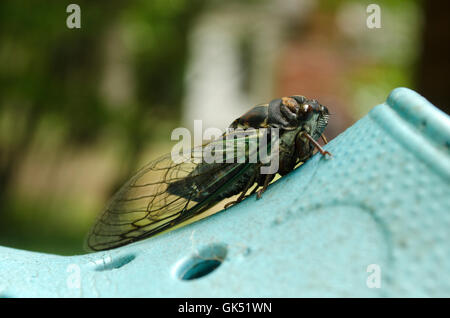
301, 132, 332, 157
256, 173, 274, 199
321, 133, 328, 144
224, 174, 257, 209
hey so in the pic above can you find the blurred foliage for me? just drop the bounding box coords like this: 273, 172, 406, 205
0, 0, 204, 255
318, 0, 422, 117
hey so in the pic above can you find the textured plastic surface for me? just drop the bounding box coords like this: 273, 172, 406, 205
0, 87, 449, 297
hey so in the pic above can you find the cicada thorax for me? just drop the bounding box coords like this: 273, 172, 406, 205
228, 96, 309, 176
222, 95, 329, 177
166, 104, 275, 206
229, 104, 270, 130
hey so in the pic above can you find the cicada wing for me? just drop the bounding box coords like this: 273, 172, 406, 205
86, 154, 189, 251
85, 128, 268, 251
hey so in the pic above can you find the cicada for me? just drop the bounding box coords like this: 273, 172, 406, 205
86, 95, 331, 251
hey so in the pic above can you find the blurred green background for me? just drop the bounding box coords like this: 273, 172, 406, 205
0, 0, 448, 255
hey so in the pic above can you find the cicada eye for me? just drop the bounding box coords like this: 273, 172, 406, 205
297, 103, 314, 121
303, 104, 312, 113
320, 104, 329, 115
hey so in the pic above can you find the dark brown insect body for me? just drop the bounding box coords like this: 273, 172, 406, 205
86, 95, 330, 251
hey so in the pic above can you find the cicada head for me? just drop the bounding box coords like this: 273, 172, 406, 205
295, 97, 329, 140
268, 95, 329, 139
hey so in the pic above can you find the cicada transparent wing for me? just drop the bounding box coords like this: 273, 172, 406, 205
86, 128, 268, 251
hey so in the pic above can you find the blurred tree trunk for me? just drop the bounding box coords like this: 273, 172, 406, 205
416, 1, 450, 114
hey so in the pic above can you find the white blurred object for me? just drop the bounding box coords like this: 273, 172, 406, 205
183, 0, 314, 131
